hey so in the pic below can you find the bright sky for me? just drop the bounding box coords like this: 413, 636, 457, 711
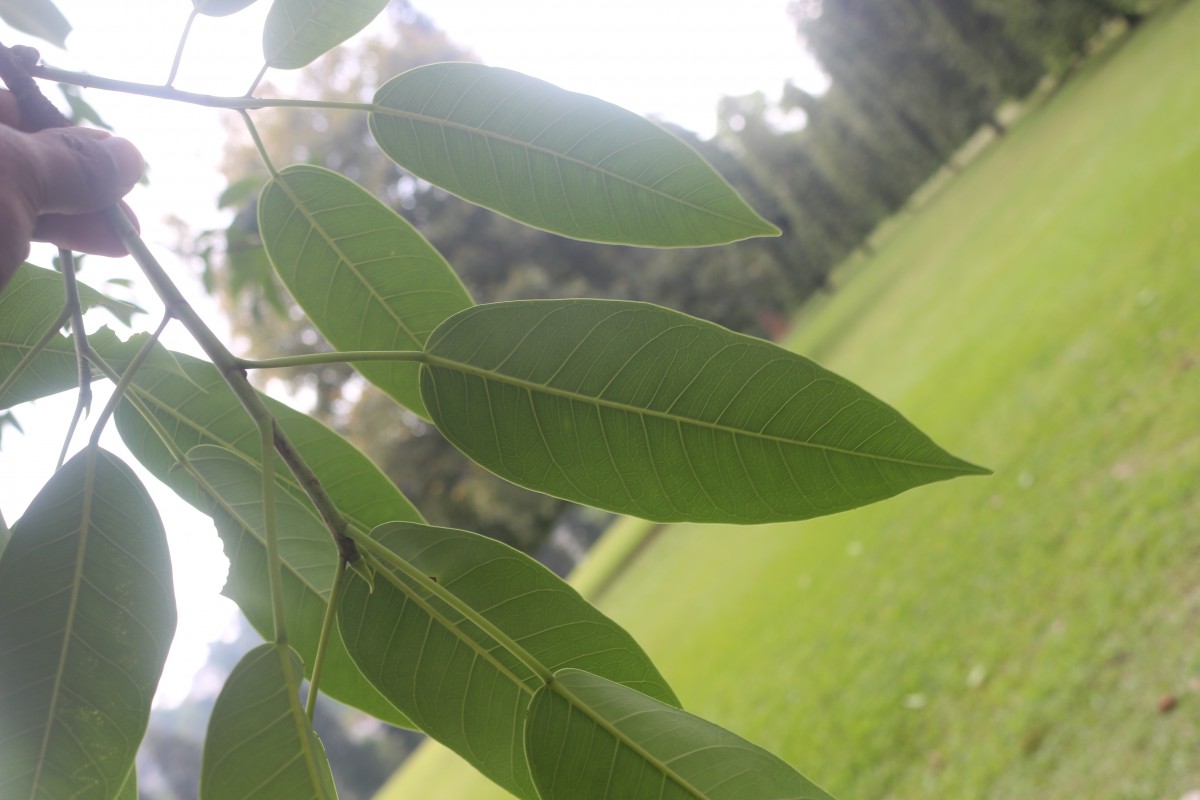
0, 0, 816, 708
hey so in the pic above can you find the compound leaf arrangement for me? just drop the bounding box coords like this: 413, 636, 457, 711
0, 2, 986, 798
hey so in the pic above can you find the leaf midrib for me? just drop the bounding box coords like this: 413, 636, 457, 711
424, 354, 975, 473
266, 171, 422, 348
31, 451, 100, 797
547, 675, 709, 800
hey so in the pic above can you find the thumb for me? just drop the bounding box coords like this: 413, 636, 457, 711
22, 127, 143, 215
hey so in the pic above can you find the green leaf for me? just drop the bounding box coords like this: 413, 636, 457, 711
187, 445, 416, 730
338, 521, 679, 800
259, 166, 472, 419
57, 83, 113, 130
110, 351, 421, 727
0, 264, 140, 408
422, 300, 988, 523
526, 669, 835, 800
370, 63, 780, 246
0, 0, 70, 48
194, 0, 260, 16
201, 643, 337, 799
116, 769, 136, 800
0, 448, 176, 799
262, 0, 388, 69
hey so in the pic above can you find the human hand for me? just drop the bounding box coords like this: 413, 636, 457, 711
0, 89, 143, 291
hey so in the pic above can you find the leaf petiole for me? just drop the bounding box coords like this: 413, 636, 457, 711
305, 557, 346, 721
57, 249, 89, 469
236, 351, 427, 370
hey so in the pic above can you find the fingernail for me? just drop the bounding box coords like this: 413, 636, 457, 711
100, 136, 144, 187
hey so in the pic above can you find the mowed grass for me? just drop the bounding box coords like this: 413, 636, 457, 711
378, 3, 1200, 797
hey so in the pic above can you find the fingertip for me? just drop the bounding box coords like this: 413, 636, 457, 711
99, 136, 144, 189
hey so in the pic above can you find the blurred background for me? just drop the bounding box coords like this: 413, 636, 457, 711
3, 0, 1194, 797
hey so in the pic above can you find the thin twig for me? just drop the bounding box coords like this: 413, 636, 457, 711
31, 63, 373, 113
57, 249, 91, 469
102, 206, 361, 565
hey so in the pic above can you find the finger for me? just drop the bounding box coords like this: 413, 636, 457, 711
0, 90, 19, 128
25, 128, 143, 216
33, 200, 141, 257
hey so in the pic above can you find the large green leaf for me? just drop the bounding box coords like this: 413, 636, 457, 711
193, 0, 260, 16
422, 299, 988, 523
259, 165, 472, 419
0, 0, 70, 47
0, 264, 139, 409
369, 63, 780, 246
262, 0, 388, 69
187, 445, 415, 730
526, 669, 835, 800
201, 643, 337, 799
0, 448, 176, 799
338, 521, 679, 799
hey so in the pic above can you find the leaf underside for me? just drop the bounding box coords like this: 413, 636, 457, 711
421, 299, 988, 524
338, 521, 679, 799
193, 0, 260, 16
201, 643, 337, 800
0, 264, 139, 409
187, 445, 417, 730
262, 0, 389, 69
0, 449, 176, 799
526, 669, 835, 800
370, 62, 780, 246
259, 165, 472, 419
0, 0, 71, 48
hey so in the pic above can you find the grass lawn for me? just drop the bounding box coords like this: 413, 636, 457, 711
378, 3, 1200, 797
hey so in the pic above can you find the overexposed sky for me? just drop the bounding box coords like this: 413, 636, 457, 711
0, 0, 814, 707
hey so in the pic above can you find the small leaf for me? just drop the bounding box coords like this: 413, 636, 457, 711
187, 445, 415, 730
0, 264, 140, 408
259, 166, 472, 418
194, 0, 260, 16
0, 448, 176, 799
338, 521, 678, 799
370, 63, 779, 246
0, 0, 70, 48
262, 0, 388, 69
57, 83, 113, 130
201, 643, 337, 799
526, 669, 835, 800
422, 300, 988, 523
